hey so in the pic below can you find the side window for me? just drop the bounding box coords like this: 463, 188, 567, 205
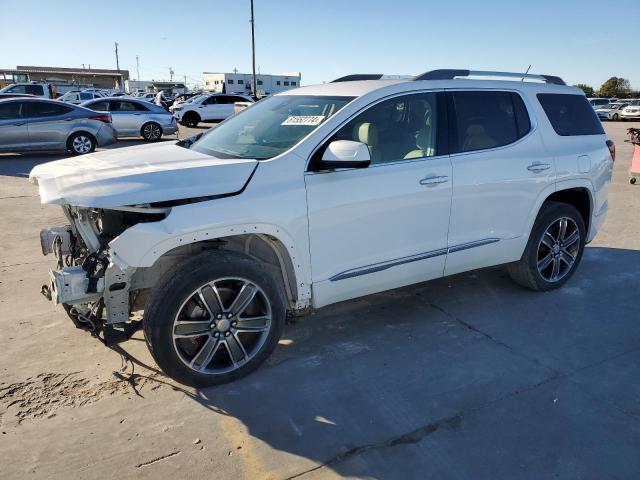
8, 85, 27, 94
112, 101, 140, 112
450, 91, 529, 153
26, 85, 44, 96
537, 94, 604, 136
0, 102, 21, 119
88, 101, 109, 112
131, 101, 149, 111
80, 92, 93, 101
331, 92, 440, 165
24, 102, 73, 118
204, 96, 218, 105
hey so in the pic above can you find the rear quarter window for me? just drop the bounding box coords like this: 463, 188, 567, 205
537, 94, 604, 136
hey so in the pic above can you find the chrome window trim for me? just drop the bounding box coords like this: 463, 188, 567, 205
329, 238, 500, 282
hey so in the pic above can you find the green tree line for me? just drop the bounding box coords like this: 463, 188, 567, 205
573, 77, 638, 98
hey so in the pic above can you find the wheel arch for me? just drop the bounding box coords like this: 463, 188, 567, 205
118, 226, 312, 312
525, 180, 594, 242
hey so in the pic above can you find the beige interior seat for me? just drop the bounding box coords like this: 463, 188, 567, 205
353, 122, 380, 162
404, 127, 435, 159
461, 124, 497, 151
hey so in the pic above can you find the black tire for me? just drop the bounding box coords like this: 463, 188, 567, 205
143, 250, 286, 387
507, 201, 586, 291
612, 113, 619, 121
630, 177, 637, 185
67, 132, 96, 155
182, 112, 200, 128
141, 122, 163, 142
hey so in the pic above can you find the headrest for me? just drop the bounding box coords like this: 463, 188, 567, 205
466, 124, 486, 136
415, 127, 432, 150
353, 122, 378, 146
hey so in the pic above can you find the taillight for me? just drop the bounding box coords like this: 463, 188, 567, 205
89, 115, 111, 124
606, 139, 615, 162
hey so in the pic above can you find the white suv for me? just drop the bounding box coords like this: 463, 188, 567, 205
172, 93, 254, 127
30, 69, 614, 387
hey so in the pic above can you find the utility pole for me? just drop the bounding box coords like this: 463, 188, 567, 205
250, 0, 257, 96
136, 55, 140, 80
114, 42, 120, 72
169, 67, 174, 82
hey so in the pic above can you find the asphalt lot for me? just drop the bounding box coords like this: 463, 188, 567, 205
1, 121, 639, 479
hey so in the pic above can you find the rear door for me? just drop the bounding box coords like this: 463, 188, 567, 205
215, 95, 236, 119
0, 101, 30, 151
24, 101, 76, 150
109, 100, 142, 135
444, 89, 554, 275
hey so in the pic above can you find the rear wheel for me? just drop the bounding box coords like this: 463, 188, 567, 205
141, 122, 163, 141
144, 251, 286, 387
612, 113, 619, 121
182, 112, 200, 128
507, 202, 586, 291
67, 132, 96, 155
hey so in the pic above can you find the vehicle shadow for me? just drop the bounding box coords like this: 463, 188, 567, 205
165, 245, 639, 479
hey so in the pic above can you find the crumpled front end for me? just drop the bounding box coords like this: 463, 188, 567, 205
40, 204, 167, 342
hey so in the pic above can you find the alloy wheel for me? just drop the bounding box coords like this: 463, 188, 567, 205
537, 217, 580, 282
172, 277, 272, 375
72, 135, 92, 154
143, 123, 162, 140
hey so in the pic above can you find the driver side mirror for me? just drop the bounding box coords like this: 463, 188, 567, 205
318, 140, 371, 170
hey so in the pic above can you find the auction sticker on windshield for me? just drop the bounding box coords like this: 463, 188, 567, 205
281, 115, 325, 126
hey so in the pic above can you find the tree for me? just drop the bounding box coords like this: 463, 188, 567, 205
598, 77, 632, 98
573, 83, 594, 97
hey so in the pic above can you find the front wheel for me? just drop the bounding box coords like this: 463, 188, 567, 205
507, 201, 586, 291
612, 113, 619, 121
143, 251, 286, 387
182, 112, 200, 128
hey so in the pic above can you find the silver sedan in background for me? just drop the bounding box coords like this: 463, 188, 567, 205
0, 98, 116, 155
82, 97, 178, 141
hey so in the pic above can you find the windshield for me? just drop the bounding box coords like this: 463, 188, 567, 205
191, 95, 354, 160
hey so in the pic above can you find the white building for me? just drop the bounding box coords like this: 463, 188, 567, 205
202, 72, 301, 96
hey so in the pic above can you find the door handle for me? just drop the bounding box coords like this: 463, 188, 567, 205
63, 118, 73, 121
527, 163, 551, 173
12, 122, 26, 126
420, 175, 449, 186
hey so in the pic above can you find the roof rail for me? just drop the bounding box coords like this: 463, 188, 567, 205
331, 74, 383, 82
413, 69, 566, 85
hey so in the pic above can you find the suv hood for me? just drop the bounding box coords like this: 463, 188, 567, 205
29, 142, 257, 208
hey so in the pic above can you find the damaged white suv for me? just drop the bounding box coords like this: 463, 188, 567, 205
31, 70, 614, 387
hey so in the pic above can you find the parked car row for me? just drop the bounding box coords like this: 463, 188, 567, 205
589, 97, 640, 121
594, 100, 640, 121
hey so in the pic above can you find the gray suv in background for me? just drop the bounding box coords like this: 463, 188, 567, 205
0, 98, 116, 155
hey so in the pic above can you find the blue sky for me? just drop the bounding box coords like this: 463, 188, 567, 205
1, 0, 637, 89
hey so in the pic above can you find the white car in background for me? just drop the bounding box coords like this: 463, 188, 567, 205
30, 69, 614, 387
173, 93, 254, 127
59, 90, 104, 104
620, 100, 640, 121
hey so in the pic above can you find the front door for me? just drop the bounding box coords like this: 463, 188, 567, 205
305, 91, 452, 308
0, 101, 30, 151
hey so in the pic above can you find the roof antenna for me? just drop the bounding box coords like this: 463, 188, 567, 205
521, 64, 532, 81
